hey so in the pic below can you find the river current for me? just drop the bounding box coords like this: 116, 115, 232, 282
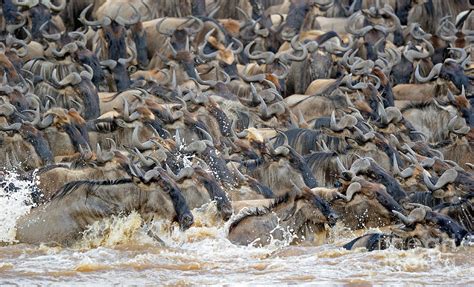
1, 171, 472, 285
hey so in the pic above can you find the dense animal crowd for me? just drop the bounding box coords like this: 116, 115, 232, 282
0, 0, 473, 250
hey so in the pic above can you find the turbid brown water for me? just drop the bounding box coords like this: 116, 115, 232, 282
1, 172, 473, 285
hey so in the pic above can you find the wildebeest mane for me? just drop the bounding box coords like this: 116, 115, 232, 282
400, 101, 438, 113
51, 178, 133, 201
406, 191, 442, 207
228, 192, 292, 232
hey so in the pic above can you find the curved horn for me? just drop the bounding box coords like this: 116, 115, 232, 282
12, 0, 39, 8
52, 69, 82, 86
447, 48, 468, 64
39, 22, 61, 41
132, 125, 157, 150
0, 122, 22, 131
166, 165, 194, 181
345, 12, 373, 37
198, 29, 219, 60
448, 115, 470, 135
434, 168, 458, 189
404, 39, 434, 62
414, 63, 442, 83
79, 4, 103, 27
196, 126, 214, 147
344, 182, 361, 201
330, 111, 357, 131
244, 40, 275, 63
230, 37, 243, 54
45, 0, 66, 12
349, 157, 371, 174
423, 168, 457, 191
392, 210, 415, 225
155, 18, 173, 36
5, 12, 26, 34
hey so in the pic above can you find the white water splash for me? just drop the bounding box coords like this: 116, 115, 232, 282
0, 170, 36, 243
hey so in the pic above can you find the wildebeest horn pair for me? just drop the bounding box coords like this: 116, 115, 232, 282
13, 0, 65, 11
330, 111, 357, 131
392, 204, 431, 226
422, 168, 458, 191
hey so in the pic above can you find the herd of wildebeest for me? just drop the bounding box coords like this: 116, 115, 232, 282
0, 0, 473, 250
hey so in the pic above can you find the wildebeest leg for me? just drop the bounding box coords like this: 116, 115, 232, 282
166, 185, 194, 230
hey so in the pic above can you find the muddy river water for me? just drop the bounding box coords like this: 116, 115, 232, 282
1, 172, 472, 285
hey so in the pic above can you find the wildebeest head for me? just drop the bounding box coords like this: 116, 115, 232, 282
130, 21, 149, 69
346, 5, 400, 60
393, 204, 469, 246
79, 4, 140, 61
50, 65, 100, 120
102, 20, 127, 61
281, 0, 334, 41
198, 27, 243, 66
73, 47, 105, 88
143, 167, 194, 230
2, 0, 22, 27
334, 175, 405, 229
439, 61, 470, 94
279, 189, 340, 242
281, 0, 311, 41
194, 167, 233, 221
13, 0, 65, 40
100, 51, 134, 92
299, 189, 339, 227
267, 139, 318, 189
39, 22, 87, 61
414, 48, 471, 94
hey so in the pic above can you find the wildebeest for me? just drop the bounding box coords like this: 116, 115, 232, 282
228, 187, 338, 246
16, 167, 194, 245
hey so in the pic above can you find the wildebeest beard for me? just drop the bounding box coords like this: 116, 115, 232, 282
75, 80, 100, 120
113, 63, 131, 92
